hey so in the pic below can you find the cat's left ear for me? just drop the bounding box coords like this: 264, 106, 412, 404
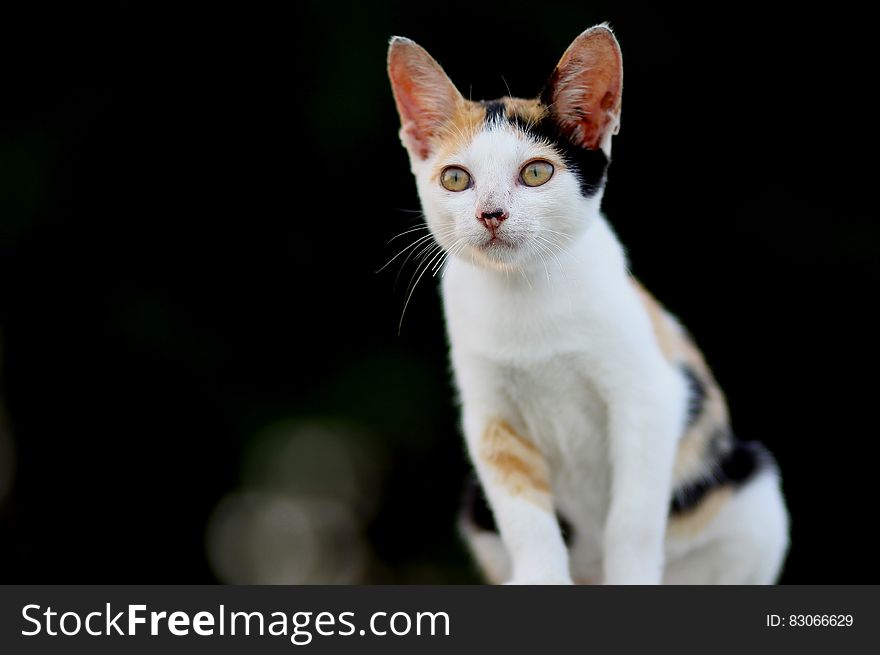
388, 37, 463, 161
542, 25, 623, 152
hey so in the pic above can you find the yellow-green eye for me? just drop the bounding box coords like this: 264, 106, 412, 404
440, 166, 471, 192
520, 160, 554, 187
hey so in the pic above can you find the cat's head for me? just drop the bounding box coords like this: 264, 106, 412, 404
388, 25, 622, 271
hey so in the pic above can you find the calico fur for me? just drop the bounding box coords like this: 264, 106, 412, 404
388, 25, 789, 584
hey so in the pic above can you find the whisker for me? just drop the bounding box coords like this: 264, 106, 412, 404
441, 240, 469, 279
501, 75, 513, 98
401, 243, 438, 301
376, 232, 435, 274
387, 225, 454, 284
396, 239, 440, 288
536, 233, 574, 313
433, 237, 465, 276
399, 243, 446, 334
533, 239, 553, 283
386, 224, 430, 245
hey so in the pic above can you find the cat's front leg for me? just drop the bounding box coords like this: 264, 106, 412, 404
463, 410, 572, 585
602, 366, 684, 585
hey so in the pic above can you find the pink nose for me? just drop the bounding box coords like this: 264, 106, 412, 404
477, 209, 508, 230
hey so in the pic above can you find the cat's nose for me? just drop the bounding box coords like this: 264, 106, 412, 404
477, 209, 508, 230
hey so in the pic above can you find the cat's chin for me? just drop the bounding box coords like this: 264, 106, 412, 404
477, 237, 513, 253
466, 240, 530, 271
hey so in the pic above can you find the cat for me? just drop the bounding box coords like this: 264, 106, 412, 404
387, 24, 789, 584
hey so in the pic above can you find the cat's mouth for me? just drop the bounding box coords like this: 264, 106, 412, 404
467, 233, 527, 269
466, 232, 523, 266
479, 234, 511, 249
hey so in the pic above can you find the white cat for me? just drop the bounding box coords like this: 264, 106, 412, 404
388, 25, 789, 584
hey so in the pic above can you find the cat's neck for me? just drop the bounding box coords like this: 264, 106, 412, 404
440, 212, 634, 362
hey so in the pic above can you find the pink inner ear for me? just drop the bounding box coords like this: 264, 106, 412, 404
391, 75, 433, 159
548, 31, 622, 150
389, 69, 435, 159
388, 42, 460, 160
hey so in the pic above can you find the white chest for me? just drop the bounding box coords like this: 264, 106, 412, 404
500, 354, 613, 526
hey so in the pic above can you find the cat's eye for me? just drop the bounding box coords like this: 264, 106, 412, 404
520, 160, 554, 187
440, 166, 471, 192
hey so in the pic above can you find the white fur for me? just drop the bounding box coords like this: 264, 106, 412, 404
410, 120, 787, 584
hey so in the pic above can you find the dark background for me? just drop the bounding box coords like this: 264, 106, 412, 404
0, 2, 877, 583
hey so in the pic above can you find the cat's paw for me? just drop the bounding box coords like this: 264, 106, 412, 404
504, 575, 573, 586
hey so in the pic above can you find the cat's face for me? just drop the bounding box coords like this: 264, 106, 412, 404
388, 26, 622, 271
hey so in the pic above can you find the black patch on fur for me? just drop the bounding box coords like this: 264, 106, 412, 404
481, 100, 507, 125
476, 98, 610, 197
463, 474, 498, 533
462, 474, 574, 545
669, 433, 777, 515
522, 117, 609, 197
503, 107, 609, 197
682, 365, 707, 427
556, 511, 574, 546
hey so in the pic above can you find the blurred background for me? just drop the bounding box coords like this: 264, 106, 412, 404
1, 2, 877, 583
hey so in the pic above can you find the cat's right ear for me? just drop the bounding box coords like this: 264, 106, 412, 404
388, 37, 463, 161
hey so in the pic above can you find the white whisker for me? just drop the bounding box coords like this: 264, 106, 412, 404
386, 224, 430, 245
399, 242, 447, 334
376, 232, 435, 274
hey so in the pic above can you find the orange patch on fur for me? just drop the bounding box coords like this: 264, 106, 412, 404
631, 278, 679, 361
672, 431, 706, 481
431, 100, 487, 165
431, 97, 551, 173
667, 486, 733, 539
479, 418, 551, 510
630, 277, 734, 486
504, 97, 548, 126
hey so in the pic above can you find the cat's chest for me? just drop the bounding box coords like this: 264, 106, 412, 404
499, 354, 613, 531
502, 354, 609, 469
